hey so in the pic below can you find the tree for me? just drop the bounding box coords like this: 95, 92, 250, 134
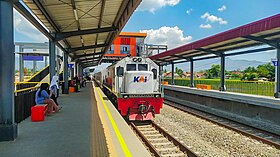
163, 69, 167, 73
243, 66, 257, 73
242, 72, 259, 81
205, 64, 220, 79
257, 63, 275, 80
175, 67, 184, 78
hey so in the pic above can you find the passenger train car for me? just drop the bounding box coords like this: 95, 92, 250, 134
94, 57, 163, 121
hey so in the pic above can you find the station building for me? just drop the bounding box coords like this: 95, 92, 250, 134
105, 32, 147, 58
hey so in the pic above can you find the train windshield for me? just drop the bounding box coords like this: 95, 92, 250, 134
138, 64, 148, 71
127, 64, 136, 71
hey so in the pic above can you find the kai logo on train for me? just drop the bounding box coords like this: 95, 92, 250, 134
133, 76, 147, 82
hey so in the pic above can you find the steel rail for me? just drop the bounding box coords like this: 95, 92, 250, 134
164, 99, 280, 149
130, 122, 160, 157
130, 121, 198, 157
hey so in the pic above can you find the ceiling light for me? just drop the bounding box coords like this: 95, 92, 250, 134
73, 9, 78, 21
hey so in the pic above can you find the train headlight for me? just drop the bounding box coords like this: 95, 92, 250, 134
155, 94, 161, 98
123, 95, 129, 99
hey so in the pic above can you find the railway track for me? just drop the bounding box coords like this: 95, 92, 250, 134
130, 121, 198, 157
164, 99, 280, 150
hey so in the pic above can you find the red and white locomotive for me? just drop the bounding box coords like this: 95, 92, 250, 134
94, 57, 163, 121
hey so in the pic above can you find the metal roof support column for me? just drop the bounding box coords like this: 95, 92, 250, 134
19, 46, 24, 82
74, 61, 78, 77
49, 40, 56, 82
275, 45, 280, 98
171, 62, 175, 85
44, 56, 48, 67
220, 54, 226, 91
79, 65, 83, 77
190, 59, 194, 87
33, 60, 37, 74
63, 53, 69, 94
0, 0, 17, 141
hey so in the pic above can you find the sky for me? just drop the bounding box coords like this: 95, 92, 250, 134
14, 0, 280, 63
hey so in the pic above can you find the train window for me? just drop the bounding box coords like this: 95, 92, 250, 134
127, 64, 136, 71
117, 66, 124, 77
152, 68, 157, 79
138, 64, 148, 71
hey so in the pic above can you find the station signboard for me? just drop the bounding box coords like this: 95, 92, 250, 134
68, 64, 74, 68
23, 55, 44, 61
271, 58, 278, 66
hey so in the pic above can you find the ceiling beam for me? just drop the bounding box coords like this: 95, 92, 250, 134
78, 56, 101, 62
32, 0, 71, 49
68, 44, 108, 53
54, 26, 116, 41
13, 2, 69, 54
243, 35, 278, 47
195, 48, 222, 56
73, 52, 103, 59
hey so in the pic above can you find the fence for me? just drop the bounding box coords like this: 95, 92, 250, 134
14, 87, 38, 123
164, 78, 275, 97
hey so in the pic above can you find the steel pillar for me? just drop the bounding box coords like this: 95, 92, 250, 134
44, 56, 48, 67
171, 63, 175, 85
275, 46, 280, 98
190, 60, 194, 87
19, 46, 24, 82
0, 0, 17, 141
33, 60, 37, 74
49, 40, 56, 81
75, 61, 78, 76
220, 54, 226, 91
63, 53, 69, 94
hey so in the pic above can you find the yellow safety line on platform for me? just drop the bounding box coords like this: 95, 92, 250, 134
95, 87, 132, 157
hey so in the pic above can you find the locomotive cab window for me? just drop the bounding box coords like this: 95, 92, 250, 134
138, 64, 148, 71
126, 64, 136, 71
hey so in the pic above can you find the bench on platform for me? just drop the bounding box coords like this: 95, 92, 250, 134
31, 104, 48, 122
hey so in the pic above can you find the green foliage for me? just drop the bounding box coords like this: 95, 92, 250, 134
206, 64, 220, 78
243, 66, 257, 73
163, 69, 167, 73
257, 63, 275, 80
242, 72, 259, 81
175, 67, 184, 78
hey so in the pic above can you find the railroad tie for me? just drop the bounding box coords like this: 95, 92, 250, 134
161, 152, 186, 157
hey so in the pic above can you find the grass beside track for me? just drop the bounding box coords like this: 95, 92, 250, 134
164, 78, 275, 97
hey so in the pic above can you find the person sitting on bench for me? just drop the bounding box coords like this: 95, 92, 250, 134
35, 83, 60, 115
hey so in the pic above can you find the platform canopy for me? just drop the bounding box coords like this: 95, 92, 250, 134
14, 0, 141, 68
149, 14, 280, 64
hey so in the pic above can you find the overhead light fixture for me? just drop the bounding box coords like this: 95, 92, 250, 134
73, 9, 78, 21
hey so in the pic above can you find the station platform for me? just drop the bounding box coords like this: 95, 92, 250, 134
0, 82, 150, 157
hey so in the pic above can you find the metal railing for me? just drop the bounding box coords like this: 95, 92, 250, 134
27, 65, 49, 83
14, 86, 39, 123
164, 78, 275, 97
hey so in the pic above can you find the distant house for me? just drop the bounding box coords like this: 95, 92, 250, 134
164, 72, 186, 78
195, 72, 206, 79
231, 70, 242, 75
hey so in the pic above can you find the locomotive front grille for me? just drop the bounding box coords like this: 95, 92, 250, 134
123, 94, 155, 98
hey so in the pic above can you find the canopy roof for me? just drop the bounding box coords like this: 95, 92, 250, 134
149, 14, 280, 64
14, 0, 141, 67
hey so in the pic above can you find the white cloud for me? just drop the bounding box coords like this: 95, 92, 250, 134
140, 26, 192, 50
201, 12, 228, 25
200, 24, 212, 29
138, 0, 180, 13
218, 5, 227, 12
186, 8, 193, 15
14, 9, 48, 42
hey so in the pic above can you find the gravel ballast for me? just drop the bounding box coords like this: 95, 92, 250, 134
154, 105, 280, 157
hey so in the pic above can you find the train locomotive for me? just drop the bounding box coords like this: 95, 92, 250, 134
94, 57, 163, 121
